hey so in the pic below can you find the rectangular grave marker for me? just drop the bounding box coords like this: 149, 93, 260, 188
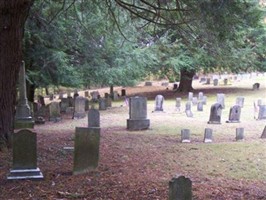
169, 176, 192, 200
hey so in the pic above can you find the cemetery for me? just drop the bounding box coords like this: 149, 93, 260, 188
0, 76, 266, 199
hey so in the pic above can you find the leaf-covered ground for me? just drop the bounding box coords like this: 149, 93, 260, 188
1, 78, 266, 199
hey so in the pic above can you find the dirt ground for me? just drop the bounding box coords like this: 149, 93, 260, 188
1, 77, 266, 200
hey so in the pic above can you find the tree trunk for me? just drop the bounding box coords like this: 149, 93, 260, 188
0, 1, 33, 150
177, 69, 195, 92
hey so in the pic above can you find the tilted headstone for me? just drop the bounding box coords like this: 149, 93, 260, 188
73, 127, 100, 175
253, 99, 262, 119
217, 93, 225, 109
236, 128, 244, 141
127, 96, 150, 130
204, 128, 213, 143
154, 94, 164, 112
181, 129, 190, 143
176, 98, 181, 112
258, 105, 266, 120
261, 126, 266, 139
99, 98, 107, 110
188, 92, 193, 101
88, 109, 100, 128
7, 129, 43, 180
15, 61, 34, 129
226, 105, 241, 123
73, 96, 86, 119
236, 97, 245, 108
185, 101, 193, 117
208, 103, 222, 124
49, 102, 61, 122
169, 176, 192, 200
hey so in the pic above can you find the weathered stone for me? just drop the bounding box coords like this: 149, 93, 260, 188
192, 97, 198, 105
73, 96, 86, 119
197, 101, 203, 111
213, 78, 218, 86
60, 98, 70, 112
88, 109, 100, 128
7, 129, 43, 180
252, 83, 260, 90
173, 83, 178, 90
121, 89, 126, 96
226, 105, 241, 123
145, 81, 152, 86
236, 97, 245, 108
261, 126, 266, 139
217, 93, 225, 109
154, 94, 164, 112
169, 176, 192, 200
236, 128, 244, 141
204, 128, 213, 143
176, 98, 181, 112
73, 127, 100, 175
208, 103, 222, 124
49, 102, 61, 122
198, 92, 204, 101
188, 92, 193, 101
181, 129, 190, 143
258, 105, 266, 120
99, 98, 107, 110
185, 101, 193, 118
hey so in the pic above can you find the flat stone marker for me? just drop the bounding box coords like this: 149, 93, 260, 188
88, 109, 100, 128
226, 105, 241, 123
73, 96, 86, 119
261, 126, 266, 139
181, 129, 190, 143
7, 129, 43, 180
176, 98, 181, 112
204, 128, 213, 143
73, 127, 100, 175
236, 97, 245, 108
217, 93, 225, 109
154, 94, 164, 112
169, 176, 192, 200
127, 96, 150, 130
185, 101, 193, 118
258, 105, 266, 120
49, 102, 61, 122
236, 128, 244, 141
208, 103, 222, 124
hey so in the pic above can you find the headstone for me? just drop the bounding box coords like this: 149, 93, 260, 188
154, 94, 164, 112
181, 129, 190, 143
252, 83, 260, 90
58, 93, 63, 99
90, 91, 99, 102
261, 126, 266, 139
104, 93, 109, 98
121, 89, 126, 96
37, 95, 45, 106
208, 103, 222, 124
99, 98, 107, 110
15, 61, 34, 129
49, 94, 54, 101
161, 82, 169, 87
236, 97, 245, 108
73, 96, 86, 119
223, 78, 228, 85
169, 176, 192, 200
226, 105, 241, 123
217, 93, 225, 109
176, 98, 181, 112
213, 79, 218, 86
106, 97, 112, 107
206, 78, 211, 85
127, 96, 150, 130
197, 101, 203, 111
113, 91, 119, 101
145, 81, 152, 86
73, 127, 100, 175
192, 97, 198, 105
236, 128, 244, 141
188, 92, 193, 101
88, 109, 100, 128
199, 77, 206, 83
60, 98, 70, 112
49, 102, 61, 122
173, 83, 178, 90
68, 96, 74, 107
84, 91, 89, 98
258, 105, 266, 120
67, 91, 72, 98
198, 92, 204, 101
185, 101, 193, 118
204, 128, 213, 143
7, 129, 43, 180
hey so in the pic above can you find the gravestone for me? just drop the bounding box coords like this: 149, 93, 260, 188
58, 93, 63, 99
261, 126, 266, 139
252, 83, 260, 90
176, 98, 181, 112
226, 105, 241, 123
99, 98, 107, 110
199, 77, 206, 83
84, 91, 89, 98
90, 91, 100, 102
161, 82, 169, 87
37, 95, 45, 106
185, 101, 193, 118
127, 96, 150, 130
197, 101, 203, 111
224, 78, 228, 85
198, 92, 204, 101
173, 83, 178, 90
217, 93, 225, 109
73, 127, 100, 175
208, 103, 222, 124
145, 81, 152, 86
213, 79, 218, 86
188, 92, 193, 101
154, 94, 164, 112
192, 97, 198, 106
204, 128, 213, 143
49, 94, 54, 101
49, 102, 61, 122
113, 91, 119, 101
85, 98, 89, 111
121, 89, 126, 96
181, 129, 190, 143
73, 96, 86, 119
7, 129, 43, 180
106, 97, 112, 107
169, 176, 192, 200
258, 105, 266, 120
15, 61, 34, 129
67, 91, 72, 98
73, 90, 79, 98
236, 128, 244, 141
88, 109, 100, 128
60, 98, 70, 112
206, 78, 211, 85
236, 97, 245, 108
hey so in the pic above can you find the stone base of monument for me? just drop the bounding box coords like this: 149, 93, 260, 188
127, 119, 150, 130
207, 121, 221, 124
14, 119, 34, 129
7, 168, 43, 180
226, 120, 240, 123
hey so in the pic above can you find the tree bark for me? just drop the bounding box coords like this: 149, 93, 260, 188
0, 0, 33, 150
177, 69, 195, 92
